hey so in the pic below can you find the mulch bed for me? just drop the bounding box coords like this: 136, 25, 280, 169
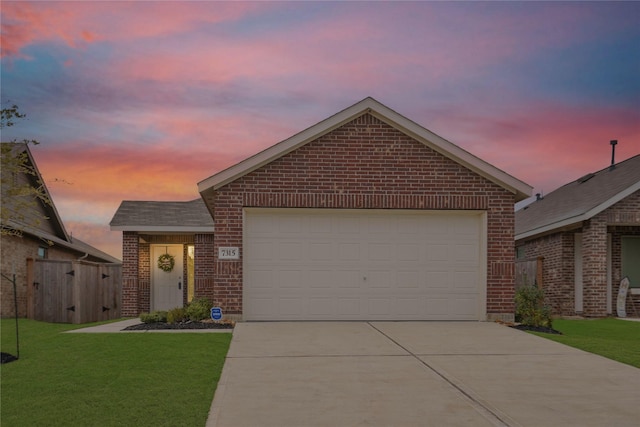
123, 320, 234, 331
510, 324, 562, 335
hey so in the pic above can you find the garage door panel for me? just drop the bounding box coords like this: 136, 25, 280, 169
308, 270, 333, 288
309, 298, 334, 315
426, 298, 450, 316
338, 243, 360, 260
454, 271, 479, 292
244, 209, 484, 321
367, 270, 392, 288
397, 270, 420, 288
309, 242, 333, 260
278, 242, 303, 261
396, 298, 420, 315
247, 269, 274, 288
368, 298, 392, 315
279, 270, 304, 288
334, 269, 361, 288
336, 216, 360, 233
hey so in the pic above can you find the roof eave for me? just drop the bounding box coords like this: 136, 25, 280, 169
515, 182, 640, 241
22, 144, 71, 241
110, 225, 215, 233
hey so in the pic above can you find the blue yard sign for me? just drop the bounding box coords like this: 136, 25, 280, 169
210, 307, 223, 321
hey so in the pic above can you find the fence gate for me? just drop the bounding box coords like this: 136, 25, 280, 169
30, 260, 121, 324
515, 257, 543, 291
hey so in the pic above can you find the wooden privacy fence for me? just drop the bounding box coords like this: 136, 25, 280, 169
27, 259, 122, 324
515, 257, 543, 290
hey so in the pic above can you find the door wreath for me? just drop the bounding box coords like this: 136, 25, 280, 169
157, 253, 175, 272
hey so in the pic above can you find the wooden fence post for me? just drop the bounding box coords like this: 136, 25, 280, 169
26, 258, 34, 319
536, 256, 544, 289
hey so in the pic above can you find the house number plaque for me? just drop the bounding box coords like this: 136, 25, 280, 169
218, 247, 240, 260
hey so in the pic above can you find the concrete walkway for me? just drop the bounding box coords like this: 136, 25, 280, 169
207, 321, 640, 427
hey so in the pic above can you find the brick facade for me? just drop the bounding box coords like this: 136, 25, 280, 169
517, 190, 640, 317
202, 114, 517, 320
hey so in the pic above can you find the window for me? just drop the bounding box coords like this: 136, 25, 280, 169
187, 245, 195, 302
516, 246, 526, 259
37, 246, 48, 259
621, 237, 640, 288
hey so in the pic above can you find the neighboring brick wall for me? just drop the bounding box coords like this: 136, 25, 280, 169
582, 215, 608, 316
204, 113, 517, 319
518, 232, 576, 315
517, 190, 640, 318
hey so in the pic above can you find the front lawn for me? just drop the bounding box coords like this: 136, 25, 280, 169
530, 318, 640, 368
1, 319, 231, 426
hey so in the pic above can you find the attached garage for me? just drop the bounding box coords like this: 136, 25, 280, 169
198, 97, 531, 321
244, 209, 486, 320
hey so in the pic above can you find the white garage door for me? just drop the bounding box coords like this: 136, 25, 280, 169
243, 209, 485, 321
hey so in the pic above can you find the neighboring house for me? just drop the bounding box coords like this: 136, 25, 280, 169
515, 154, 640, 317
1, 143, 120, 318
111, 97, 531, 321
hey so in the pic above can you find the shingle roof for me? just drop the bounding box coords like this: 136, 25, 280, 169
515, 154, 640, 240
109, 199, 214, 232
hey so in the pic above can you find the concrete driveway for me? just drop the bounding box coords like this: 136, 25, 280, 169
207, 322, 640, 427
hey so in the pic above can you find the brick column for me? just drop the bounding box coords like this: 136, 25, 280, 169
582, 216, 608, 316
122, 232, 139, 316
194, 234, 215, 303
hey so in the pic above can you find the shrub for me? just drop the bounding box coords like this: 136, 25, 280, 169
515, 285, 553, 328
167, 307, 186, 324
185, 297, 212, 321
140, 311, 168, 324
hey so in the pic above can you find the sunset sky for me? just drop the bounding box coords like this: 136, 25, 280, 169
1, 1, 639, 260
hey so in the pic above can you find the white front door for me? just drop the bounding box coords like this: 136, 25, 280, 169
152, 245, 184, 311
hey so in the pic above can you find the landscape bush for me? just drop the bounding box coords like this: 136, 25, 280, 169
185, 297, 212, 321
515, 285, 553, 328
140, 311, 168, 323
167, 307, 186, 324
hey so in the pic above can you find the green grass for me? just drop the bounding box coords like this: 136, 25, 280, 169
530, 318, 640, 368
1, 319, 231, 427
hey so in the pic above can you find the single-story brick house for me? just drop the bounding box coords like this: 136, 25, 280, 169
515, 154, 640, 317
1, 143, 120, 318
111, 97, 532, 321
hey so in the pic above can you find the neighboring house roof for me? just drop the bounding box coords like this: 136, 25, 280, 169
197, 97, 532, 201
2, 142, 69, 241
515, 154, 640, 240
109, 199, 215, 233
1, 142, 121, 263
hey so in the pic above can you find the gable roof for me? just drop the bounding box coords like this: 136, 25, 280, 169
197, 97, 532, 201
1, 143, 120, 263
109, 199, 215, 233
515, 154, 640, 240
2, 142, 69, 240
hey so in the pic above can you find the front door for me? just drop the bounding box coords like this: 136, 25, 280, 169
152, 245, 184, 311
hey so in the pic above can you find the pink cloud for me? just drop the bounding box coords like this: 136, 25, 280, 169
435, 102, 640, 193
1, 1, 271, 58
